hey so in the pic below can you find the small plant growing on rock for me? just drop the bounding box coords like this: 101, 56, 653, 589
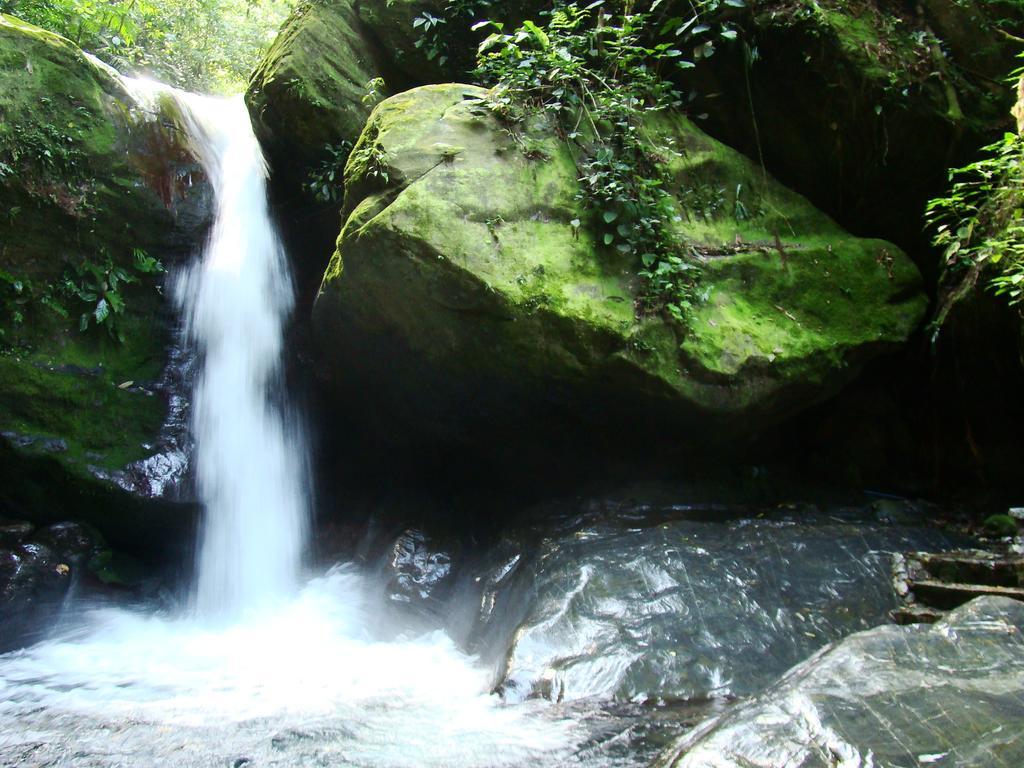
59, 248, 164, 343
307, 141, 353, 203
474, 1, 735, 323
926, 64, 1024, 339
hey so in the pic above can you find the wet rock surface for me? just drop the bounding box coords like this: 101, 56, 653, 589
659, 596, 1024, 768
452, 502, 962, 705
0, 492, 994, 767
383, 528, 455, 610
0, 519, 104, 652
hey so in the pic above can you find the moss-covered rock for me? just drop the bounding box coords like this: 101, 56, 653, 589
0, 15, 177, 279
311, 84, 925, 448
0, 15, 199, 535
678, 0, 1022, 263
245, 0, 390, 196
245, 0, 533, 198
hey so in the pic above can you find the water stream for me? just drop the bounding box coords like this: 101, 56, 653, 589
169, 89, 307, 617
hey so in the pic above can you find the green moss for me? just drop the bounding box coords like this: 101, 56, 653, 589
748, 0, 1013, 129
313, 84, 926, 427
245, 0, 388, 189
0, 306, 166, 472
0, 15, 172, 287
0, 15, 175, 487
983, 514, 1019, 538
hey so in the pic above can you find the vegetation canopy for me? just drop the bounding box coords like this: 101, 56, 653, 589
0, 0, 293, 92
927, 58, 1024, 338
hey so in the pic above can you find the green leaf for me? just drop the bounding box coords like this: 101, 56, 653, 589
523, 20, 550, 49
478, 33, 504, 54
93, 298, 110, 325
602, 210, 618, 223
603, 233, 615, 245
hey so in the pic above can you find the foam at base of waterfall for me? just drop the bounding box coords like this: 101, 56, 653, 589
0, 568, 578, 767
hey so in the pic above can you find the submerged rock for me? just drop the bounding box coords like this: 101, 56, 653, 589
658, 596, 1024, 768
312, 84, 926, 449
383, 528, 455, 609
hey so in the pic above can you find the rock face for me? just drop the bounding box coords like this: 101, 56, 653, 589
245, 0, 533, 193
0, 16, 201, 543
682, 0, 1022, 257
311, 84, 926, 447
658, 596, 1024, 768
455, 504, 960, 705
0, 519, 104, 651
246, 0, 387, 197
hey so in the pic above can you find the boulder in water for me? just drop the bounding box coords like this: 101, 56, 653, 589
0, 519, 104, 651
657, 595, 1024, 768
448, 502, 961, 705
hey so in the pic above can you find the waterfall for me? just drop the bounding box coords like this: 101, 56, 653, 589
169, 91, 308, 616
121, 79, 308, 615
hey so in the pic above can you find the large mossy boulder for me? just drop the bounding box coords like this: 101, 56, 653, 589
245, 0, 404, 299
0, 15, 198, 547
657, 596, 1024, 767
311, 84, 926, 451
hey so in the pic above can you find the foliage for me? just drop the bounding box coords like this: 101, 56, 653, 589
0, 249, 164, 344
413, 0, 495, 72
474, 1, 743, 322
306, 141, 352, 203
0, 0, 295, 93
0, 268, 32, 334
304, 77, 386, 203
3, 114, 86, 178
926, 75, 1024, 337
61, 247, 164, 341
362, 76, 386, 107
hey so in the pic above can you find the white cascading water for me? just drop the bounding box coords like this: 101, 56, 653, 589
0, 77, 577, 766
170, 90, 307, 617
